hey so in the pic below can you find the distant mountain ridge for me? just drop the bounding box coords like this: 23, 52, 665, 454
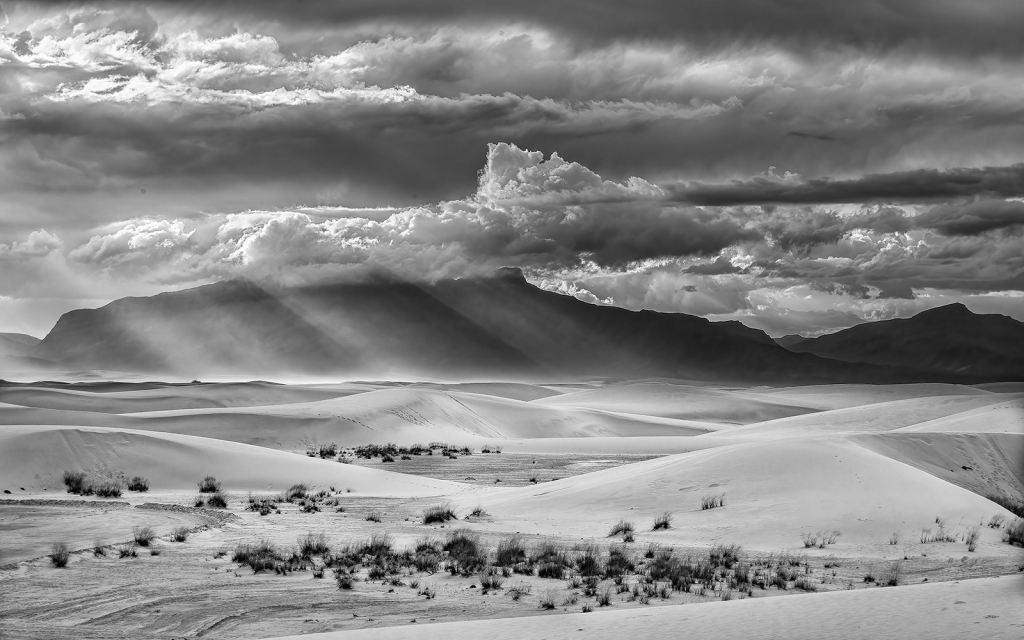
26, 274, 1022, 382
779, 303, 1024, 380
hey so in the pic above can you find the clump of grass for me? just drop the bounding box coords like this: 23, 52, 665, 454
92, 480, 124, 498
581, 602, 593, 613
478, 569, 504, 591
197, 476, 221, 493
116, 542, 138, 558
652, 511, 673, 530
965, 526, 981, 552
149, 548, 161, 557
709, 544, 742, 569
443, 528, 486, 576
417, 584, 436, 599
469, 506, 488, 517
285, 484, 309, 501
883, 560, 903, 586
508, 582, 531, 600
794, 576, 817, 592
596, 587, 612, 607
334, 568, 355, 590
574, 543, 602, 576
539, 590, 557, 610
608, 519, 635, 537
205, 492, 228, 509
62, 470, 89, 494
232, 539, 282, 573
496, 534, 527, 567
1003, 518, 1024, 547
172, 527, 189, 542
889, 531, 901, 545
988, 514, 1006, 529
423, 503, 458, 524
365, 511, 382, 523
51, 542, 70, 568
299, 532, 330, 557
93, 541, 106, 556
701, 494, 725, 510
126, 476, 149, 492
133, 526, 156, 546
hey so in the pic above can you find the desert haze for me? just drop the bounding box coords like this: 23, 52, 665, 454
2, 1, 1024, 639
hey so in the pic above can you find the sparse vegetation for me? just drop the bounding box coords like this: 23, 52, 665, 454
889, 531, 901, 545
469, 506, 488, 517
608, 519, 635, 537
423, 503, 458, 524
172, 527, 189, 542
365, 511, 382, 523
51, 542, 70, 568
965, 526, 980, 552
986, 494, 1024, 518
496, 535, 527, 567
652, 511, 673, 530
197, 476, 221, 493
883, 560, 903, 586
701, 494, 725, 510
1004, 518, 1024, 547
126, 476, 149, 492
133, 526, 156, 547
62, 471, 88, 494
93, 541, 106, 556
205, 491, 228, 508
116, 542, 138, 558
91, 480, 124, 498
299, 532, 330, 557
988, 514, 1006, 529
802, 530, 841, 548
539, 590, 557, 610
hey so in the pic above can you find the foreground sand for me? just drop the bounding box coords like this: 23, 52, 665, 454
272, 575, 1024, 640
1, 379, 1022, 638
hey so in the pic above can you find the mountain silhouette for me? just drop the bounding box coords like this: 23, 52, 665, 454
780, 303, 1024, 380
28, 275, 1016, 382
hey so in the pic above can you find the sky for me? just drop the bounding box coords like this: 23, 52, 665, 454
1, 0, 1023, 338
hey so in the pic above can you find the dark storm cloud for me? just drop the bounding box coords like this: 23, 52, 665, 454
667, 164, 1024, 207
914, 199, 1024, 236
111, 0, 1024, 58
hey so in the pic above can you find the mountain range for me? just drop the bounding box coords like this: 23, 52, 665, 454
14, 270, 1024, 383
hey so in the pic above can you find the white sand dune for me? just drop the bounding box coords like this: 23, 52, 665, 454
745, 383, 992, 410
890, 396, 1024, 434
406, 381, 565, 401
268, 575, 1024, 640
853, 433, 1024, 497
0, 425, 463, 495
0, 381, 374, 414
449, 438, 1018, 552
534, 381, 822, 424
711, 394, 1021, 439
96, 388, 717, 450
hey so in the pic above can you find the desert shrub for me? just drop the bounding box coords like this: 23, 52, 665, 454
479, 569, 505, 591
92, 481, 124, 498
608, 519, 635, 537
299, 532, 330, 557
644, 542, 660, 559
709, 544, 742, 569
863, 570, 876, 583
986, 494, 1024, 518
205, 492, 228, 509
285, 484, 309, 501
62, 470, 89, 494
172, 526, 189, 542
701, 494, 725, 510
133, 526, 156, 546
920, 527, 957, 543
794, 576, 817, 592
423, 503, 458, 524
381, 454, 395, 463
988, 515, 1006, 529
150, 548, 161, 557
334, 568, 355, 589
539, 590, 558, 610
127, 476, 149, 492
1004, 518, 1024, 547
596, 587, 612, 606
469, 506, 488, 517
443, 529, 486, 575
889, 531, 901, 545
883, 560, 903, 587
93, 541, 106, 556
605, 544, 635, 578
417, 584, 436, 599
365, 511, 382, 523
537, 562, 564, 579
318, 443, 338, 459
197, 476, 221, 493
51, 542, 70, 568
581, 602, 593, 612
652, 511, 673, 530
965, 526, 981, 552
574, 543, 603, 576
496, 535, 527, 567
233, 539, 282, 573
116, 542, 138, 558
357, 533, 394, 558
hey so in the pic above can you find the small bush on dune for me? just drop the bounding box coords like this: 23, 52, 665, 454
965, 526, 981, 552
299, 532, 330, 557
889, 531, 901, 545
701, 494, 725, 510
334, 568, 355, 589
93, 481, 124, 498
496, 535, 527, 567
365, 511, 382, 523
883, 560, 903, 587
709, 544, 742, 569
596, 587, 612, 607
574, 543, 603, 576
444, 528, 486, 576
205, 492, 228, 509
360, 532, 395, 557
987, 494, 1024, 519
652, 511, 673, 530
988, 515, 1006, 529
193, 496, 206, 508
605, 544, 635, 578
479, 569, 504, 591
198, 476, 221, 493
127, 476, 149, 492
608, 519, 635, 537
233, 539, 282, 573
133, 526, 156, 547
285, 484, 309, 501
116, 542, 138, 558
172, 527, 189, 542
539, 590, 558, 610
62, 471, 89, 495
469, 506, 488, 517
423, 503, 458, 524
51, 542, 70, 567
1004, 518, 1024, 547
93, 541, 106, 556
